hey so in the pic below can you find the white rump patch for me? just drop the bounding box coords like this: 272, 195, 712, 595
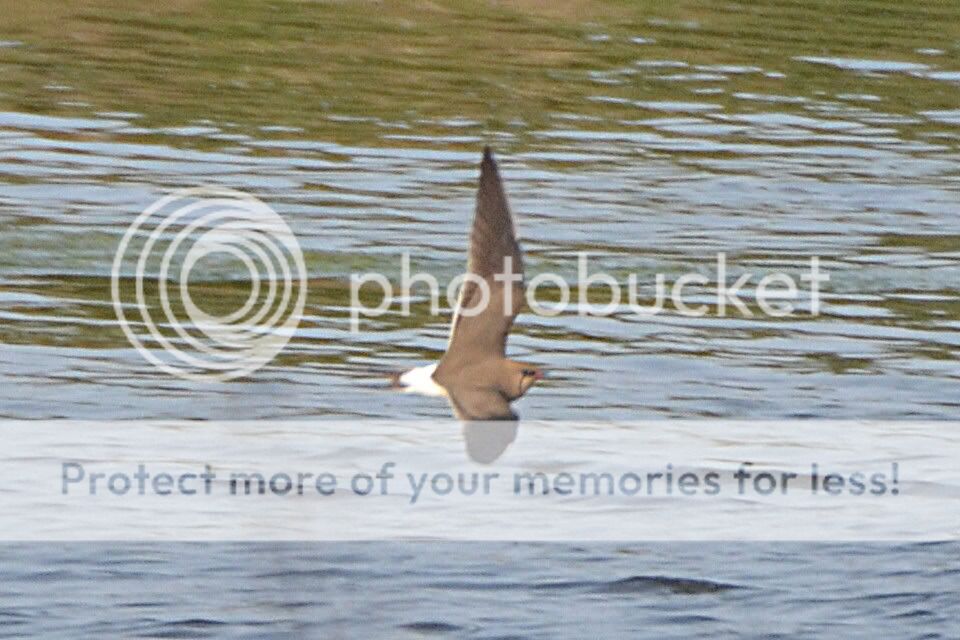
398, 363, 448, 397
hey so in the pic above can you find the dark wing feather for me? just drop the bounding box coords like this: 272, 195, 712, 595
446, 387, 517, 421
434, 148, 524, 384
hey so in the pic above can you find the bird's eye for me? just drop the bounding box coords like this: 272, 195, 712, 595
522, 369, 535, 376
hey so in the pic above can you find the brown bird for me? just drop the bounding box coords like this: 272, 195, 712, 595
393, 147, 543, 420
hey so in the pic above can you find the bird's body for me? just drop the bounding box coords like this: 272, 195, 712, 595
393, 148, 542, 420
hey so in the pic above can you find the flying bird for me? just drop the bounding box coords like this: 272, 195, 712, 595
393, 147, 543, 420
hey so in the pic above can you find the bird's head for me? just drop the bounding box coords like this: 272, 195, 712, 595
504, 360, 544, 400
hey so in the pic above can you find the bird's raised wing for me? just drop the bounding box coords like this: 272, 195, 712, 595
434, 147, 524, 385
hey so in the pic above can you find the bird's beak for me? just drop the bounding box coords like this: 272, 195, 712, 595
534, 370, 545, 381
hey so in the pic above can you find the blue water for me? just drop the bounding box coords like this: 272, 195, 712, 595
2, 543, 958, 639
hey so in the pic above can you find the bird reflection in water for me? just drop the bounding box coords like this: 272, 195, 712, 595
462, 419, 518, 464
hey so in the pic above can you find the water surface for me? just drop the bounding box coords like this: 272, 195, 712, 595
1, 1, 959, 637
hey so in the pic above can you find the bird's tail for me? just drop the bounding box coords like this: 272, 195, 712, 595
388, 371, 404, 389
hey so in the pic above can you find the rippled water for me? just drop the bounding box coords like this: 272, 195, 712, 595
1, 1, 959, 637
2, 542, 957, 639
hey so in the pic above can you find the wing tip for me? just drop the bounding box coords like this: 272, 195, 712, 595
480, 146, 501, 186
482, 145, 497, 169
